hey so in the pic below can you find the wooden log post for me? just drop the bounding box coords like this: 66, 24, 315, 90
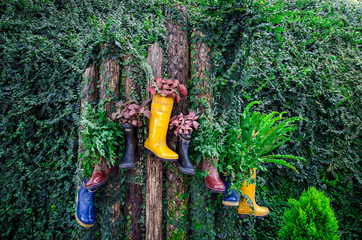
146, 42, 164, 240
123, 54, 143, 240
99, 44, 121, 224
77, 61, 99, 182
190, 30, 212, 113
166, 4, 190, 239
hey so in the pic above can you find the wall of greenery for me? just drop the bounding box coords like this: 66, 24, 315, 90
0, 0, 360, 239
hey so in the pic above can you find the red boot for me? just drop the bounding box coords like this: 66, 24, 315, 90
85, 158, 116, 190
202, 159, 225, 193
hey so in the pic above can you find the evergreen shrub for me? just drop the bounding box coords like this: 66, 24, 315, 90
279, 187, 340, 240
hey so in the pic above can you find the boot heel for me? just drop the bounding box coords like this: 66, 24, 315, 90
143, 147, 152, 155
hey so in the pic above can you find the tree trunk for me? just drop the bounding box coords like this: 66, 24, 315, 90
77, 61, 99, 182
188, 30, 218, 239
166, 5, 190, 239
146, 42, 164, 240
190, 30, 212, 112
123, 54, 143, 240
99, 44, 121, 225
100, 47, 120, 117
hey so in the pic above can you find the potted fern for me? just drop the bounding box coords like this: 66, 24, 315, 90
169, 111, 199, 175
219, 101, 306, 217
111, 99, 151, 169
80, 102, 123, 189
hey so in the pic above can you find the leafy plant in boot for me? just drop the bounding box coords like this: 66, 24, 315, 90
80, 102, 124, 178
219, 101, 306, 193
146, 77, 187, 102
111, 99, 151, 127
279, 187, 341, 240
192, 107, 226, 165
169, 111, 199, 136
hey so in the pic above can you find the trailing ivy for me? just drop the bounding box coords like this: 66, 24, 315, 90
0, 0, 361, 239
187, 0, 361, 239
0, 0, 167, 239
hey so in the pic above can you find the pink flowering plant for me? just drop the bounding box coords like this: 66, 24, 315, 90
146, 78, 187, 103
169, 111, 199, 136
111, 99, 151, 127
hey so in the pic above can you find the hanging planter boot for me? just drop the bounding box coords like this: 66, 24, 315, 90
119, 124, 137, 169
202, 159, 225, 193
144, 94, 178, 161
176, 132, 195, 175
237, 169, 269, 218
222, 175, 239, 206
85, 158, 116, 190
76, 179, 96, 227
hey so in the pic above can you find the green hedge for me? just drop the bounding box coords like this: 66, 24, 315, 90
0, 0, 360, 239
189, 0, 361, 239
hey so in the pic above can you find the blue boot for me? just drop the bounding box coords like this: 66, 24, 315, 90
75, 179, 96, 227
222, 176, 239, 207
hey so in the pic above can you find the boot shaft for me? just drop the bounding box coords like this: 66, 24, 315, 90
176, 133, 195, 175
122, 124, 137, 155
241, 169, 256, 202
144, 94, 178, 161
119, 124, 138, 168
176, 133, 191, 159
148, 94, 174, 141
238, 169, 269, 218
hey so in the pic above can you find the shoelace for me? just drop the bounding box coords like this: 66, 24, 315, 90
81, 181, 96, 201
86, 189, 96, 201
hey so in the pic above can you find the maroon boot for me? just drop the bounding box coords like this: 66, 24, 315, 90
202, 159, 225, 193
85, 158, 116, 190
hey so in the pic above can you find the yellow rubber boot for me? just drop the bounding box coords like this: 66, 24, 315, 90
144, 94, 178, 161
237, 169, 269, 218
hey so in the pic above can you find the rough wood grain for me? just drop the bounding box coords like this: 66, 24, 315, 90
124, 54, 142, 101
146, 42, 164, 240
191, 30, 212, 113
100, 45, 120, 117
99, 44, 121, 225
77, 61, 99, 182
123, 54, 143, 240
166, 5, 190, 239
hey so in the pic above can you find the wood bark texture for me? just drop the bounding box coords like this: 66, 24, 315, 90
100, 45, 120, 117
124, 54, 142, 101
191, 30, 212, 113
123, 54, 143, 240
166, 5, 190, 239
191, 30, 216, 171
145, 42, 164, 240
99, 45, 121, 224
77, 62, 99, 183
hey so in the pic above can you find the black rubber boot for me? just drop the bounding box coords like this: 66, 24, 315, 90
119, 124, 137, 169
176, 133, 195, 175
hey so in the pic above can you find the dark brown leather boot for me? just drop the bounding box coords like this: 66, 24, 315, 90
85, 158, 116, 190
202, 159, 225, 193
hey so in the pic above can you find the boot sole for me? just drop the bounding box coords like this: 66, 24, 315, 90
179, 166, 195, 175
84, 168, 117, 190
222, 200, 239, 207
75, 212, 95, 227
119, 162, 136, 169
204, 179, 225, 193
75, 193, 95, 227
143, 147, 178, 162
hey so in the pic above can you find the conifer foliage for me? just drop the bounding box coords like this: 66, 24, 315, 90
279, 187, 341, 240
